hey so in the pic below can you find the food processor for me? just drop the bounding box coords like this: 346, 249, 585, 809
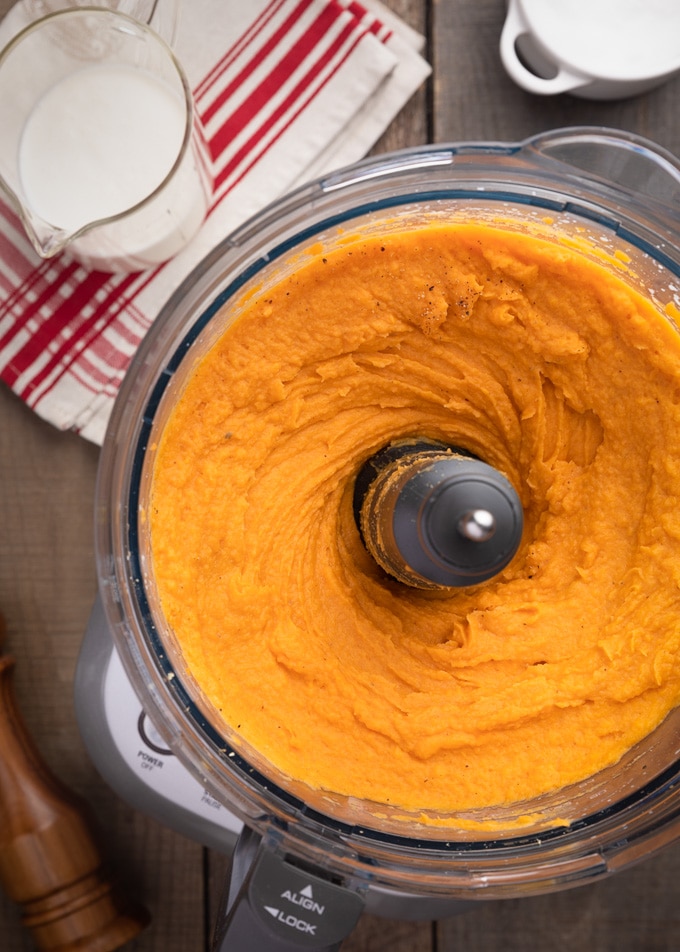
75, 127, 680, 951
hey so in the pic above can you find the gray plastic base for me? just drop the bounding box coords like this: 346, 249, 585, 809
74, 596, 242, 854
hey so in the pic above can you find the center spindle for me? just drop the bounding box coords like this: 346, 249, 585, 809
353, 439, 523, 589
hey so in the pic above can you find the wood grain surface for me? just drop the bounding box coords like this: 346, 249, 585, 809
1, 1, 679, 950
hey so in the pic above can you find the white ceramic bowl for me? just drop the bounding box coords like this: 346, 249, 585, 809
500, 0, 680, 99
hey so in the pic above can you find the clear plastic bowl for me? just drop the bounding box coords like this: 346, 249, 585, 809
96, 127, 680, 901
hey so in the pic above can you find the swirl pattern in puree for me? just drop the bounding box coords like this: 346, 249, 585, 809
149, 222, 680, 814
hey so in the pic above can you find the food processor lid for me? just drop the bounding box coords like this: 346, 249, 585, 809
516, 0, 680, 80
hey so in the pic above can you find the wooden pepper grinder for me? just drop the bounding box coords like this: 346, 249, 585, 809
0, 613, 150, 951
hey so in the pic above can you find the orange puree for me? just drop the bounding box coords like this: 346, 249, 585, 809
149, 222, 680, 814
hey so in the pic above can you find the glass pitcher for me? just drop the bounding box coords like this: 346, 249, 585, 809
0, 6, 212, 273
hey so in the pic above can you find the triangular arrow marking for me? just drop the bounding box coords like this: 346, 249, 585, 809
265, 906, 279, 918
300, 885, 313, 898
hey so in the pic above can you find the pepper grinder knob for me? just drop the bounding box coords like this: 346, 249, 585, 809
0, 614, 150, 952
354, 439, 523, 589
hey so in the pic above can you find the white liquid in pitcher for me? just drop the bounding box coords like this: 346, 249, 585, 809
19, 62, 186, 232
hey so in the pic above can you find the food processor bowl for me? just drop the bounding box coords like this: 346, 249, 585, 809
94, 127, 680, 945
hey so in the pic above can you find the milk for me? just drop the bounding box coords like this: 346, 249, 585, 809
18, 62, 210, 270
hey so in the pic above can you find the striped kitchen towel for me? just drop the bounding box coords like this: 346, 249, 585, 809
0, 0, 430, 443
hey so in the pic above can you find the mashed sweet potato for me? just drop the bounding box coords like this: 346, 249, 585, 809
149, 222, 680, 814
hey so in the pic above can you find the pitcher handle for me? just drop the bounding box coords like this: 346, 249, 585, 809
18, 1, 181, 46
527, 127, 680, 213
118, 0, 181, 46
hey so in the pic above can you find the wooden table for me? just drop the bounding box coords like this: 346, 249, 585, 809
1, 1, 679, 950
